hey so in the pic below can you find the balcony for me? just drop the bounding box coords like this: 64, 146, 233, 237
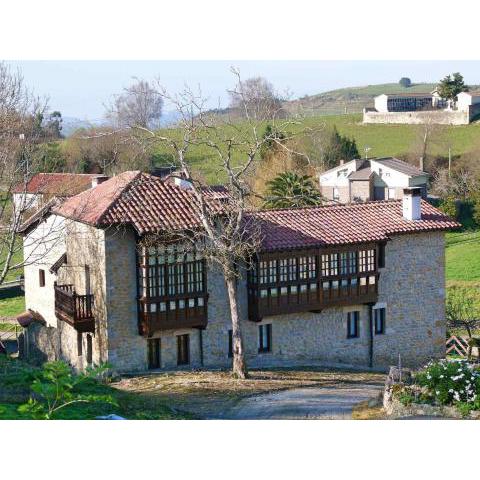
248, 273, 379, 322
138, 293, 208, 336
54, 283, 95, 333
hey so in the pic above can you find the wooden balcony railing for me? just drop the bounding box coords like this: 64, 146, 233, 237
138, 293, 208, 336
54, 283, 95, 333
248, 273, 379, 322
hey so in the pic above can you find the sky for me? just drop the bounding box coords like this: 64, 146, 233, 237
8, 60, 480, 121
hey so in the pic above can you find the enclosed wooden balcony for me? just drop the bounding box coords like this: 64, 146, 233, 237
54, 283, 95, 333
138, 293, 208, 336
247, 244, 380, 322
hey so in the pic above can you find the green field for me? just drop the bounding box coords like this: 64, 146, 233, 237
151, 113, 480, 184
445, 230, 480, 282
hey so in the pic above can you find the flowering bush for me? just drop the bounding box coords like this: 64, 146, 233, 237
415, 358, 480, 407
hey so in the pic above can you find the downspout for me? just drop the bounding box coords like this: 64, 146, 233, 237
368, 303, 374, 368
199, 329, 204, 367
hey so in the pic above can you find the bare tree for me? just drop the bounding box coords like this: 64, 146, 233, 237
107, 79, 164, 129
118, 69, 311, 378
228, 75, 285, 120
0, 62, 68, 285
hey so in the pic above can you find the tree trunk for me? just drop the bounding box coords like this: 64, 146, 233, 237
225, 274, 248, 379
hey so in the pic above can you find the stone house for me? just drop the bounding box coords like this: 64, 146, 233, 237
17, 171, 458, 373
319, 157, 428, 203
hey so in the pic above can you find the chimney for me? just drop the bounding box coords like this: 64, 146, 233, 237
402, 187, 422, 221
91, 175, 109, 188
339, 159, 345, 165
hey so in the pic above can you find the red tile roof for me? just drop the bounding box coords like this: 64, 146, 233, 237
52, 171, 216, 234
253, 200, 460, 251
12, 173, 99, 195
49, 170, 459, 249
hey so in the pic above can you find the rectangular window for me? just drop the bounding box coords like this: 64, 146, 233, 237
378, 244, 385, 269
268, 260, 277, 283
329, 254, 338, 276
299, 257, 307, 280
347, 311, 360, 338
259, 261, 268, 284
228, 330, 233, 358
39, 269, 45, 287
321, 254, 329, 276
348, 251, 357, 274
374, 308, 386, 335
388, 188, 395, 199
258, 324, 272, 353
333, 187, 340, 200
86, 334, 93, 365
340, 252, 348, 275
307, 256, 316, 279
77, 332, 83, 357
367, 249, 375, 271
148, 338, 161, 369
279, 259, 288, 282
177, 334, 190, 365
288, 258, 297, 281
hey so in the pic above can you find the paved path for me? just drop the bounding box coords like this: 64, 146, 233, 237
222, 383, 383, 420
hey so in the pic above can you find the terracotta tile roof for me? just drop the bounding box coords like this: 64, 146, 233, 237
12, 173, 99, 195
253, 200, 460, 252
52, 171, 216, 234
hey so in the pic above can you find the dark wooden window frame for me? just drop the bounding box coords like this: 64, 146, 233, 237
347, 311, 360, 339
137, 243, 208, 336
247, 243, 380, 322
374, 307, 386, 335
258, 324, 272, 353
39, 269, 45, 287
228, 329, 233, 358
177, 334, 190, 365
148, 338, 161, 369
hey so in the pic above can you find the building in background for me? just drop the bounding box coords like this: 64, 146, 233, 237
319, 157, 428, 203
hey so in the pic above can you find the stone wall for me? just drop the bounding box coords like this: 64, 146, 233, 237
25, 220, 446, 373
147, 231, 446, 372
319, 185, 349, 203
363, 109, 470, 125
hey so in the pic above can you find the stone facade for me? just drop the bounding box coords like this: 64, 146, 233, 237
133, 231, 446, 372
23, 216, 446, 373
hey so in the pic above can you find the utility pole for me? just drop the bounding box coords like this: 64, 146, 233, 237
364, 146, 371, 160
448, 146, 452, 177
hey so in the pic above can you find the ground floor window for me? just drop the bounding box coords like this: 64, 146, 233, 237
258, 324, 272, 353
347, 311, 360, 338
148, 338, 161, 369
86, 334, 93, 365
77, 332, 83, 357
228, 330, 233, 358
177, 334, 190, 365
374, 307, 386, 334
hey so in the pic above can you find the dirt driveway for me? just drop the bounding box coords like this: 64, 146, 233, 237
113, 368, 385, 419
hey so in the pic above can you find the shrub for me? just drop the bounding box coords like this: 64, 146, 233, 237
415, 358, 479, 406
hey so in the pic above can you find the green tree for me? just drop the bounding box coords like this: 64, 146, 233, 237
437, 72, 468, 105
439, 195, 458, 219
399, 77, 412, 88
32, 141, 66, 172
263, 171, 323, 209
260, 124, 286, 159
18, 361, 115, 420
472, 190, 480, 227
323, 126, 359, 168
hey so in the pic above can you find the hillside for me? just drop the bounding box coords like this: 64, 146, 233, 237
151, 112, 480, 184
284, 83, 438, 116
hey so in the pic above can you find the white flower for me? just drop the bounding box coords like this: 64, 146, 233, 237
440, 375, 444, 378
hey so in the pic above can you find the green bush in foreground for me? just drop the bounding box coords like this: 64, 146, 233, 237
18, 361, 116, 420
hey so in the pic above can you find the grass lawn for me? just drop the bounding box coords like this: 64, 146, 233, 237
0, 294, 25, 319
0, 357, 191, 420
445, 230, 480, 282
